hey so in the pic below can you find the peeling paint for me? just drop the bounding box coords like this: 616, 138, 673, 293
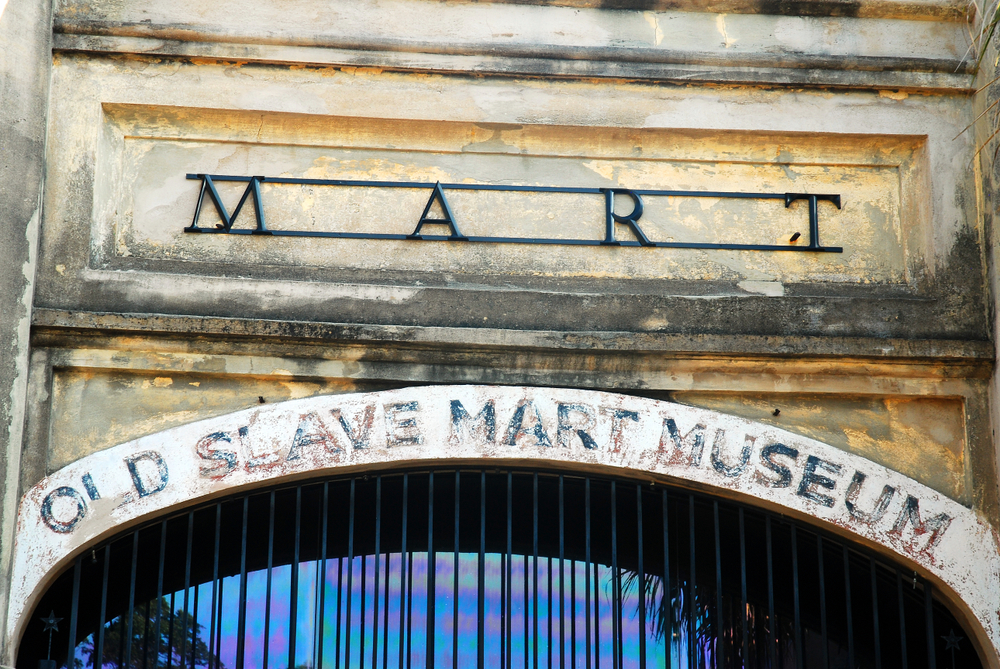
642, 12, 664, 46
737, 279, 784, 296
716, 14, 738, 48
9, 386, 1000, 659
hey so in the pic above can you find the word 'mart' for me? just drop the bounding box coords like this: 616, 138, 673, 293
184, 173, 843, 253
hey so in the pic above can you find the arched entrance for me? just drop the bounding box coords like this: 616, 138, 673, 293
18, 467, 983, 669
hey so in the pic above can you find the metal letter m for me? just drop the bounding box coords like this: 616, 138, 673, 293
185, 174, 269, 234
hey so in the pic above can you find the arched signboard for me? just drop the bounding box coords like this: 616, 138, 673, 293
10, 385, 1000, 661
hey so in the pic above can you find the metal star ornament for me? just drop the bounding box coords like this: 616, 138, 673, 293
40, 610, 62, 662
39, 611, 61, 633
942, 629, 962, 651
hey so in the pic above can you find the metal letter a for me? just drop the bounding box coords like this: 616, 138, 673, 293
407, 182, 467, 241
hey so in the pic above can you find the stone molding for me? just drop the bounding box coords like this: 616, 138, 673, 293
52, 0, 975, 91
8, 385, 1000, 662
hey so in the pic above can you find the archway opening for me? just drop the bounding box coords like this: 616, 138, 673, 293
18, 467, 983, 669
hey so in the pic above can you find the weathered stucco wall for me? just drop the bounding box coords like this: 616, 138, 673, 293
975, 33, 1000, 669
35, 52, 989, 337
5, 0, 1000, 665
22, 327, 992, 508
0, 0, 51, 665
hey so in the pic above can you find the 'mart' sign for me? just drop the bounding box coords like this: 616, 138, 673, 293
183, 173, 843, 253
10, 386, 1000, 655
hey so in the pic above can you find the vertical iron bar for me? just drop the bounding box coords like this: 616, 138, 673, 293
191, 578, 199, 669
534, 473, 539, 669
337, 557, 344, 669
117, 594, 125, 669
713, 502, 723, 669
237, 498, 249, 669
871, 558, 882, 669
501, 549, 506, 669
662, 491, 671, 669
454, 472, 461, 669
374, 478, 383, 669
844, 547, 854, 669
167, 590, 176, 669
792, 525, 803, 668
142, 599, 152, 669
215, 506, 224, 669
400, 474, 409, 669
739, 508, 747, 669
264, 493, 275, 669
733, 507, 750, 667
924, 580, 936, 669
548, 557, 553, 669
637, 485, 646, 669
362, 537, 368, 666
585, 480, 593, 669
688, 497, 695, 669
408, 556, 414, 669
501, 552, 507, 669
818, 536, 829, 669
66, 556, 82, 669
185, 513, 194, 669
766, 516, 776, 669
525, 484, 530, 669
214, 583, 223, 669
407, 475, 414, 669
611, 482, 620, 669
290, 487, 301, 669
571, 549, 576, 669
347, 480, 356, 669
320, 483, 329, 669
897, 570, 908, 669
125, 531, 139, 669
157, 521, 167, 669
593, 561, 600, 669
314, 551, 323, 669
507, 472, 513, 669
211, 505, 221, 669
480, 472, 487, 669
428, 472, 436, 669
559, 476, 566, 669
95, 544, 110, 669
383, 532, 391, 669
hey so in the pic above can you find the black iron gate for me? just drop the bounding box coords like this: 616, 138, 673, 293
19, 468, 982, 669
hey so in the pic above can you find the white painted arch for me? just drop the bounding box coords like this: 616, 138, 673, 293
11, 385, 1000, 665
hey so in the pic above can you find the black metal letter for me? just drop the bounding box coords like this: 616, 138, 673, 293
601, 189, 653, 246
784, 193, 841, 250
185, 174, 269, 234
408, 182, 467, 240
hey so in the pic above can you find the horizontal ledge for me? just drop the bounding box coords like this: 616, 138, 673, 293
30, 308, 996, 362
476, 0, 971, 21
52, 21, 973, 73
52, 24, 972, 73
52, 33, 976, 92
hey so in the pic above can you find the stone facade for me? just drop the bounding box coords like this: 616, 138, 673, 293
2, 0, 999, 665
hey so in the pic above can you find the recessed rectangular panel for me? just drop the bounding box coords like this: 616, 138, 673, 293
98, 105, 919, 284
671, 391, 967, 500
47, 368, 372, 470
